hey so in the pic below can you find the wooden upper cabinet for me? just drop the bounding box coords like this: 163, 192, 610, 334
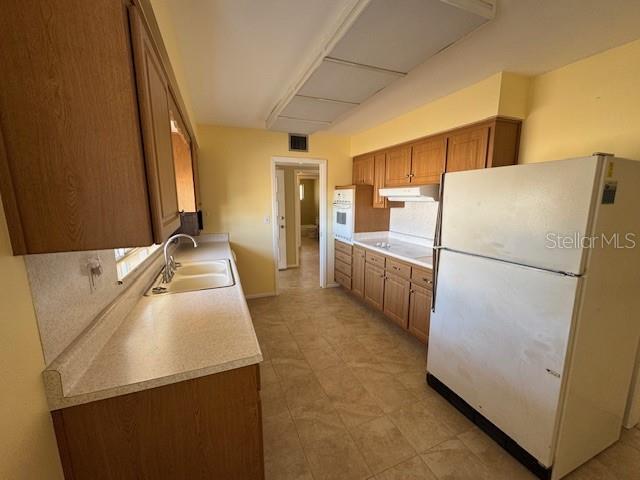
445, 125, 490, 173
353, 155, 374, 185
0, 0, 153, 254
130, 5, 180, 243
372, 153, 388, 208
384, 146, 412, 187
411, 136, 446, 184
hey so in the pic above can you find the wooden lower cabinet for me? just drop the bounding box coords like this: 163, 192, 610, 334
364, 263, 385, 310
383, 273, 410, 329
51, 365, 264, 480
408, 284, 432, 344
352, 246, 365, 298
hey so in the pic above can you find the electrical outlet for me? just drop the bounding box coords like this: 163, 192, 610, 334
264, 215, 271, 224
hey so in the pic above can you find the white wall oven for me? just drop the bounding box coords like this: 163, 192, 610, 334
332, 187, 354, 243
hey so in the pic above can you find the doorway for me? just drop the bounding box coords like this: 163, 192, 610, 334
270, 157, 327, 294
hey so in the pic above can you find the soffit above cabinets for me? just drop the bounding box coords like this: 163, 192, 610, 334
267, 0, 495, 135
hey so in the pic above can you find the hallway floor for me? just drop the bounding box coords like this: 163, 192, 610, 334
248, 240, 640, 480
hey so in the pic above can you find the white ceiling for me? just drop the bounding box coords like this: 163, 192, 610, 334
159, 0, 640, 133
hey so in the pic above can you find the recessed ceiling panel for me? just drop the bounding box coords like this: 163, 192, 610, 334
280, 95, 356, 123
331, 0, 489, 73
298, 59, 402, 104
271, 116, 330, 135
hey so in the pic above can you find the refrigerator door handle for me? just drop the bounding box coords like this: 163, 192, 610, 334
431, 172, 446, 313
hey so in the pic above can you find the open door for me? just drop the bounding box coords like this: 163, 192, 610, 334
276, 169, 287, 270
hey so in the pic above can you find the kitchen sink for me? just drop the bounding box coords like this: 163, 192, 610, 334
145, 259, 235, 296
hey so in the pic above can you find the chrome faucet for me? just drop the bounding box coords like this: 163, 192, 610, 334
162, 233, 198, 283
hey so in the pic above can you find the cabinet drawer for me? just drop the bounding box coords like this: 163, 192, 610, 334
335, 259, 352, 277
335, 270, 351, 290
365, 250, 386, 268
411, 267, 433, 290
335, 240, 352, 255
386, 258, 411, 279
335, 250, 352, 265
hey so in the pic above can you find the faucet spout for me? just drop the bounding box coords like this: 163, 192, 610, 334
162, 233, 198, 283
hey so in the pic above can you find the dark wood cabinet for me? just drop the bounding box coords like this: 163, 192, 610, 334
352, 246, 365, 298
364, 263, 385, 310
130, 5, 180, 244
408, 284, 431, 343
0, 0, 196, 255
52, 365, 264, 480
383, 273, 411, 329
353, 155, 374, 185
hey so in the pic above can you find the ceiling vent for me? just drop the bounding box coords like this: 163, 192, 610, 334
267, 0, 496, 135
289, 133, 308, 152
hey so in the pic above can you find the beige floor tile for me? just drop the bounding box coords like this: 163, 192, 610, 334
262, 411, 314, 480
272, 357, 314, 384
283, 374, 330, 410
290, 398, 347, 445
421, 438, 491, 480
259, 360, 279, 386
594, 440, 640, 479
418, 395, 474, 435
457, 428, 535, 480
388, 402, 455, 453
332, 386, 386, 428
302, 346, 344, 372
303, 431, 372, 480
563, 457, 618, 480
620, 425, 640, 451
351, 416, 416, 474
315, 364, 365, 400
261, 380, 289, 418
351, 365, 418, 413
375, 456, 438, 480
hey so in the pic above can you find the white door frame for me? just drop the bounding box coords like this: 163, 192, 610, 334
271, 156, 327, 294
275, 168, 287, 270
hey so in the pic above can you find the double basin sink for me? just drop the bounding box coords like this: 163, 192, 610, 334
145, 259, 235, 296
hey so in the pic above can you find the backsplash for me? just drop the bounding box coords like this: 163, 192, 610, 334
389, 201, 438, 240
25, 249, 159, 365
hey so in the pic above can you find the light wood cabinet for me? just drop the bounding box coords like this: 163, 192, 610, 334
52, 365, 264, 480
130, 5, 180, 243
334, 240, 353, 290
364, 263, 385, 310
352, 246, 365, 298
353, 155, 374, 185
372, 153, 388, 208
411, 136, 446, 184
408, 284, 431, 343
445, 125, 490, 173
0, 0, 197, 255
383, 273, 410, 329
384, 146, 413, 187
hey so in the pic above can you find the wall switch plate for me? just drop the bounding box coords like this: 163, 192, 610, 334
264, 216, 271, 224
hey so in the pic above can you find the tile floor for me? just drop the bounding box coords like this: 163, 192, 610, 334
248, 238, 640, 480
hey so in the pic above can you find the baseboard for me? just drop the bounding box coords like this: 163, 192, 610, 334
327, 282, 340, 288
245, 292, 277, 299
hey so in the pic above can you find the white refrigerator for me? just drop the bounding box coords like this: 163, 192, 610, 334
427, 155, 640, 479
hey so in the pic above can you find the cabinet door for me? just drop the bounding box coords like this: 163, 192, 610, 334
411, 136, 445, 184
353, 155, 374, 185
364, 263, 385, 310
445, 126, 490, 173
130, 6, 180, 244
383, 273, 410, 329
352, 247, 366, 298
384, 146, 412, 187
372, 153, 388, 208
0, 0, 153, 254
408, 284, 431, 343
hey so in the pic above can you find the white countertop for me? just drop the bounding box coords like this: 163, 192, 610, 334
44, 238, 262, 410
353, 231, 434, 269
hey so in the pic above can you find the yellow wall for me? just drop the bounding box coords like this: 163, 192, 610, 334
197, 125, 351, 295
0, 201, 63, 479
519, 38, 640, 163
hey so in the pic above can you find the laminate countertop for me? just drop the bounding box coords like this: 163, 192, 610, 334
44, 238, 263, 410
352, 232, 434, 269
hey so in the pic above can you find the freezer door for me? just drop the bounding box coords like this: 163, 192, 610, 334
440, 156, 601, 274
427, 250, 579, 467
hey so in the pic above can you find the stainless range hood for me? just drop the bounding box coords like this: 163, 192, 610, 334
379, 185, 439, 202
